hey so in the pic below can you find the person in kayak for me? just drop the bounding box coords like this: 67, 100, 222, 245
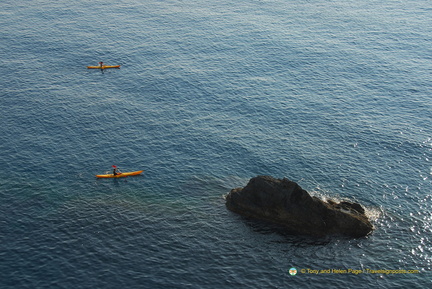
112, 165, 121, 176
99, 61, 104, 68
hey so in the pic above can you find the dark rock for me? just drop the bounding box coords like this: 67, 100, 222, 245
225, 176, 373, 238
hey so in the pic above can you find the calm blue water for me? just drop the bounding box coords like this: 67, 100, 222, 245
1, 0, 431, 288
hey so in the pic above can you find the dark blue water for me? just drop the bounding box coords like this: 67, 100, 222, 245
1, 0, 431, 288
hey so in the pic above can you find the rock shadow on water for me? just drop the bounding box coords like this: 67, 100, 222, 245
225, 176, 374, 239
234, 214, 336, 247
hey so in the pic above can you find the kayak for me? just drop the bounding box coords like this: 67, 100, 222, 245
87, 65, 121, 69
96, 170, 144, 178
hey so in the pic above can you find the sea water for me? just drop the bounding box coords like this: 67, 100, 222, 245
0, 0, 431, 288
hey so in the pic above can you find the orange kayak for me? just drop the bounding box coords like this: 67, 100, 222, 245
87, 65, 121, 69
96, 170, 144, 178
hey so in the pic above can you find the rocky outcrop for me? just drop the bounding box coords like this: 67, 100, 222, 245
225, 176, 373, 238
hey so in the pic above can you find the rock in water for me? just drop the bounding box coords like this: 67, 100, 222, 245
225, 176, 373, 237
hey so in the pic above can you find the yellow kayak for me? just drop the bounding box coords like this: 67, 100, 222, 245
96, 170, 144, 178
87, 65, 121, 69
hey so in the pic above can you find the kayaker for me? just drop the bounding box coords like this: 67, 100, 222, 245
99, 61, 104, 68
112, 165, 120, 175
